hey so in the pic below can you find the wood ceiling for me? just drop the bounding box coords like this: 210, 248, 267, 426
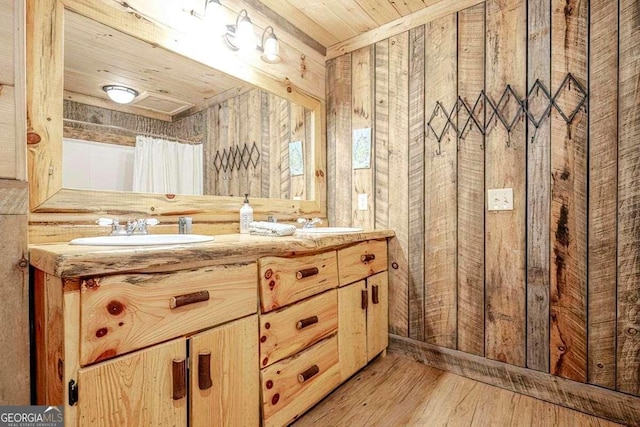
62, 0, 445, 120
255, 0, 441, 47
64, 11, 249, 120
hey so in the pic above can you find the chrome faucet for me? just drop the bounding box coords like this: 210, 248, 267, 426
97, 218, 159, 235
297, 218, 322, 228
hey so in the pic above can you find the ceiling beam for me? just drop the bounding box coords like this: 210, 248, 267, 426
326, 0, 485, 60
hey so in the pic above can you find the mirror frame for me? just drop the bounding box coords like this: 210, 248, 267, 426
26, 0, 326, 235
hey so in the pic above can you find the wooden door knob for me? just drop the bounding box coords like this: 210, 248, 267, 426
372, 285, 379, 304
361, 254, 376, 263
296, 315, 319, 330
198, 351, 213, 390
296, 267, 319, 279
170, 290, 210, 309
298, 365, 320, 383
172, 359, 186, 400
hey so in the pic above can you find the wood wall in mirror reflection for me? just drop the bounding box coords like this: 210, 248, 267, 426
63, 87, 313, 200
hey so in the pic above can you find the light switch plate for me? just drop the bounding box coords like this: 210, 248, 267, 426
358, 193, 368, 211
488, 188, 513, 211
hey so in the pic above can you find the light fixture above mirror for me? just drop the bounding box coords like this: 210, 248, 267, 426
203, 0, 226, 36
259, 26, 281, 64
197, 1, 281, 64
102, 85, 139, 104
224, 9, 256, 54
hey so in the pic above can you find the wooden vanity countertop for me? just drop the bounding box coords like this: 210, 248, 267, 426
29, 230, 395, 278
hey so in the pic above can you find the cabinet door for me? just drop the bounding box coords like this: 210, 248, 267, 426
189, 315, 259, 427
367, 271, 389, 361
77, 338, 187, 426
338, 280, 367, 381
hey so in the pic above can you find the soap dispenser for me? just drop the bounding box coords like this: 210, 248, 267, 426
240, 194, 253, 234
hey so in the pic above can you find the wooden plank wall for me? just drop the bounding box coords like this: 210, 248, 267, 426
456, 4, 485, 358
0, 0, 29, 404
587, 0, 618, 390
549, 0, 588, 383
526, 0, 551, 374
326, 0, 640, 400
407, 27, 424, 342
617, 0, 640, 397
423, 14, 457, 348
387, 33, 409, 337
63, 88, 312, 200
484, 0, 527, 368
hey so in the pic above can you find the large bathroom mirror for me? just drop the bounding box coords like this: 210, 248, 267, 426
62, 10, 315, 200
27, 0, 325, 231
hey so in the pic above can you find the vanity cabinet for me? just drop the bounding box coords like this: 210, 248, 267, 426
76, 315, 258, 426
77, 337, 187, 426
261, 335, 340, 427
259, 289, 338, 368
337, 239, 388, 286
79, 263, 257, 365
188, 316, 259, 427
336, 239, 389, 381
258, 252, 341, 426
257, 238, 389, 426
338, 272, 389, 381
259, 251, 339, 312
34, 262, 259, 427
30, 231, 394, 427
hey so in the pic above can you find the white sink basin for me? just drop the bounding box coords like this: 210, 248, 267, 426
295, 227, 364, 234
69, 234, 215, 246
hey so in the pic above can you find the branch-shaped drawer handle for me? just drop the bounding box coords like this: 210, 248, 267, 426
198, 351, 213, 390
296, 267, 319, 280
296, 315, 319, 330
170, 290, 210, 309
372, 285, 379, 304
361, 289, 368, 310
361, 254, 376, 263
298, 364, 320, 383
172, 359, 186, 400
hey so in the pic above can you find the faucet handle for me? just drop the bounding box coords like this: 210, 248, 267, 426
126, 218, 159, 235
97, 218, 126, 235
144, 218, 159, 226
96, 217, 116, 226
297, 217, 322, 228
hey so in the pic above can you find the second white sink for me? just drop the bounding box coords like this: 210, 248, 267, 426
69, 234, 215, 246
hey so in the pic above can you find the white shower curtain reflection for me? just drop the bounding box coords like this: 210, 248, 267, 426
132, 135, 203, 195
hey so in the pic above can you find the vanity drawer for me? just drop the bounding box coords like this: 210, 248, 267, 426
79, 263, 257, 366
259, 251, 338, 312
260, 289, 337, 368
261, 335, 340, 427
337, 239, 388, 285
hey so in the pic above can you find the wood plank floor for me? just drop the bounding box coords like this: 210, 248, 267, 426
295, 354, 622, 427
